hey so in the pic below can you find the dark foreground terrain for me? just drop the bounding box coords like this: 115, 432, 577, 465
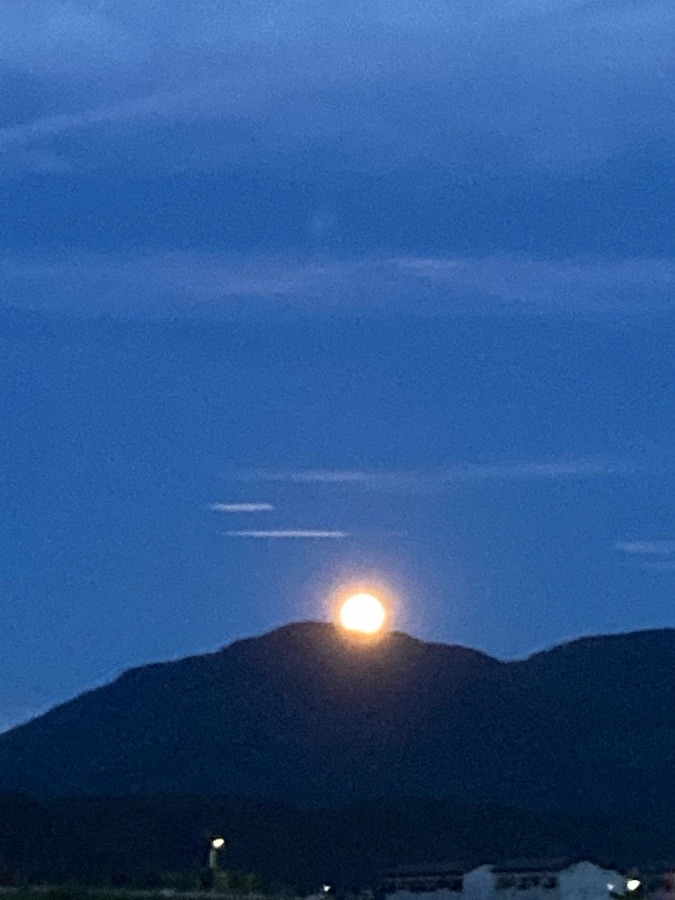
0, 791, 672, 889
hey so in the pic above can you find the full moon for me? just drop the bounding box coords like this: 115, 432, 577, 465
338, 592, 387, 635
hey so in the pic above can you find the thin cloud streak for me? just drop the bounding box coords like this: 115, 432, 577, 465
4, 251, 675, 318
0, 87, 188, 153
3, 0, 675, 176
209, 503, 274, 513
616, 540, 675, 556
231, 458, 642, 492
222, 530, 348, 539
636, 560, 675, 572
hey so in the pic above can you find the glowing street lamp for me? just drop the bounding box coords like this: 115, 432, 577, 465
610, 877, 643, 899
209, 837, 227, 869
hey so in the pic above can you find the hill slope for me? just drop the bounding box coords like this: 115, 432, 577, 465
0, 623, 673, 815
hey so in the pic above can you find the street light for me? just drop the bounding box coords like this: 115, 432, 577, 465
609, 874, 642, 900
209, 837, 227, 869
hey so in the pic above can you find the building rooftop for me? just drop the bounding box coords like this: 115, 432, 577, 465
492, 859, 582, 874
381, 862, 479, 878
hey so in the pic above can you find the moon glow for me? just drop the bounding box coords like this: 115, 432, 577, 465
338, 592, 387, 635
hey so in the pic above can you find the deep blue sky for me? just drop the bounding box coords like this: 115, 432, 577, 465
2, 0, 675, 730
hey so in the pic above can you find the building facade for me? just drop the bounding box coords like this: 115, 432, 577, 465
380, 859, 631, 900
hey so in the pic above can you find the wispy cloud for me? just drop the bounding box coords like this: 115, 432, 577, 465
441, 459, 635, 482
5, 251, 675, 319
615, 540, 675, 556
230, 458, 642, 492
0, 74, 259, 155
0, 89, 181, 153
209, 503, 274, 513
635, 560, 675, 572
222, 530, 348, 539
615, 539, 675, 573
3, 0, 675, 177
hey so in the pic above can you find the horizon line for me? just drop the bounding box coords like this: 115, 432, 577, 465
2, 623, 673, 734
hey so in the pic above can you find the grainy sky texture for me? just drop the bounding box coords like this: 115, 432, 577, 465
2, 0, 675, 730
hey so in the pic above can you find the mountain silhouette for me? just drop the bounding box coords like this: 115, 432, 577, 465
0, 623, 673, 817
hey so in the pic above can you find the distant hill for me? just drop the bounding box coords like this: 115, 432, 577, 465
0, 623, 673, 817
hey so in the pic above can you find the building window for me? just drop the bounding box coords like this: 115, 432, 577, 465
512, 876, 544, 890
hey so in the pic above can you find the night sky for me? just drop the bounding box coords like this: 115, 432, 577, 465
2, 0, 675, 731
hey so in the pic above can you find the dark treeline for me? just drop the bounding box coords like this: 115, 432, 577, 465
0, 792, 672, 891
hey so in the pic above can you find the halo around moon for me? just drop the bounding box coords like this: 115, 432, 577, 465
338, 592, 388, 635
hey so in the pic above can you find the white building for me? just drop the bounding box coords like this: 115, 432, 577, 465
491, 859, 624, 900
379, 861, 486, 900
380, 858, 626, 900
